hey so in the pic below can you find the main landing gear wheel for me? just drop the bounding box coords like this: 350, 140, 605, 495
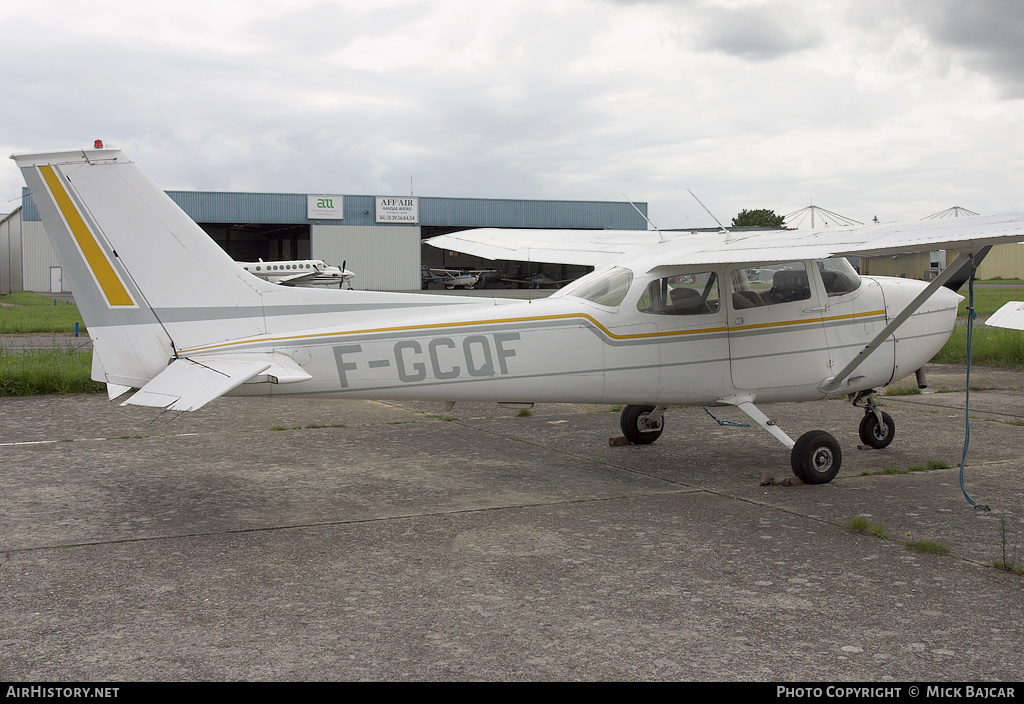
791, 430, 842, 484
858, 411, 895, 449
620, 405, 664, 444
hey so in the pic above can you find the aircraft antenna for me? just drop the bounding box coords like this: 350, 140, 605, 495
686, 189, 729, 236
623, 195, 663, 241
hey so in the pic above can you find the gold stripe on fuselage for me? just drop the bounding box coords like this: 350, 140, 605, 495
177, 309, 887, 355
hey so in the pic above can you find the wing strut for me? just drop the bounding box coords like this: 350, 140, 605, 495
818, 251, 974, 394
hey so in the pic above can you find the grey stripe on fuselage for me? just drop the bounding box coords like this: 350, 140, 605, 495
297, 353, 733, 396
83, 301, 482, 328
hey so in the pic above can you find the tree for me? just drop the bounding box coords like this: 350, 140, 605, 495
732, 208, 787, 228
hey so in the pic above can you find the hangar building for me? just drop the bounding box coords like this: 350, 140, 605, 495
1, 188, 648, 295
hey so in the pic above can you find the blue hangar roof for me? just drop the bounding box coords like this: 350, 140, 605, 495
22, 188, 649, 230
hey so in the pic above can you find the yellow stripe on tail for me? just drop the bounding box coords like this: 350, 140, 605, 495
38, 165, 135, 307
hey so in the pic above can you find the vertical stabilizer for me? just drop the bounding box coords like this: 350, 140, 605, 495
13, 147, 271, 387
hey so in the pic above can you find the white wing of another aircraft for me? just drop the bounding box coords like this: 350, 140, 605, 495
987, 301, 1024, 330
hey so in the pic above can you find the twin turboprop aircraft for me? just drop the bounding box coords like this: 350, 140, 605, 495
13, 146, 1024, 483
237, 258, 354, 288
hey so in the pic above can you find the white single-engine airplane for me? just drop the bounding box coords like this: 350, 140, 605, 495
14, 146, 1024, 483
421, 267, 482, 289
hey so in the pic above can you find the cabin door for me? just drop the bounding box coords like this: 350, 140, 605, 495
727, 262, 832, 390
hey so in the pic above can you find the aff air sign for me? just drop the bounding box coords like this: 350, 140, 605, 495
375, 196, 419, 224
307, 195, 344, 220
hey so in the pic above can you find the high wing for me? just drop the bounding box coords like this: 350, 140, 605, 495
426, 214, 1024, 266
425, 228, 691, 266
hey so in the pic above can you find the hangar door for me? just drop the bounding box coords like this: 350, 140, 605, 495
199, 223, 311, 262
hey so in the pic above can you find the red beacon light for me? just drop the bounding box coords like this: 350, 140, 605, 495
94, 139, 103, 148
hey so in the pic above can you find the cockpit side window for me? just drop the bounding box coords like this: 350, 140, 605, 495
637, 271, 720, 315
730, 262, 812, 309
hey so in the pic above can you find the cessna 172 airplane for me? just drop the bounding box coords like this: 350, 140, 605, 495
13, 145, 1024, 483
237, 258, 354, 288
421, 267, 484, 289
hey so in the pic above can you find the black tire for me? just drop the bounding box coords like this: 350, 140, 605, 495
791, 430, 842, 484
620, 405, 664, 444
859, 411, 895, 449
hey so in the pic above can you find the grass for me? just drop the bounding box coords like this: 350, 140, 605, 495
953, 285, 1024, 318
992, 514, 1023, 575
844, 513, 1024, 575
932, 284, 1024, 368
0, 345, 105, 396
271, 423, 347, 431
843, 516, 889, 539
933, 324, 1024, 368
904, 539, 952, 555
883, 385, 922, 396
989, 418, 1024, 426
877, 460, 950, 475
846, 518, 955, 559
0, 291, 87, 334
517, 408, 533, 417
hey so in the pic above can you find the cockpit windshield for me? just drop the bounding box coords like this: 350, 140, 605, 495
817, 258, 861, 296
559, 267, 634, 308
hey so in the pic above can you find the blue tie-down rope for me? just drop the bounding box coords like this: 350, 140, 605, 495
960, 266, 989, 511
703, 406, 750, 427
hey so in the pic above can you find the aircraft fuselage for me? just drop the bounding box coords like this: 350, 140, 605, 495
171, 261, 959, 408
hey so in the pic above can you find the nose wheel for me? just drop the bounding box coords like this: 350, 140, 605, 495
858, 410, 895, 449
717, 396, 844, 484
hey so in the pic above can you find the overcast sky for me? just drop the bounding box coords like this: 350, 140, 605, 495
4, 0, 1024, 229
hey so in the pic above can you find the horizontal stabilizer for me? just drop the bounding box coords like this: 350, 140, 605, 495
123, 357, 272, 411
986, 301, 1024, 331
106, 383, 133, 401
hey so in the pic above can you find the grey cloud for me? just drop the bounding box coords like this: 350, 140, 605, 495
897, 0, 1024, 97
692, 4, 821, 60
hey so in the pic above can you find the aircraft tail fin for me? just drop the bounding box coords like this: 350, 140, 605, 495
13, 147, 273, 388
